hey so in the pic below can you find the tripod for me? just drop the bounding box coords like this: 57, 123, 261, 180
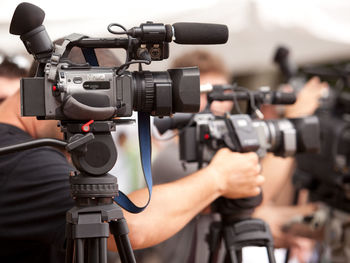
62, 120, 136, 263
207, 196, 276, 263
65, 172, 135, 263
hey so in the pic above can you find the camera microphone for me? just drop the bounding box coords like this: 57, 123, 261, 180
127, 22, 229, 45
172, 23, 228, 45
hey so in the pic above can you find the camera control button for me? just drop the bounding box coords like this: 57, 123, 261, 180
73, 77, 83, 84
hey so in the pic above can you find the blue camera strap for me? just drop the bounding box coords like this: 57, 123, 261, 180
114, 112, 153, 213
81, 48, 99, 66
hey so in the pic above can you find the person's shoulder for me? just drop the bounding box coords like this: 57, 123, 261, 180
30, 146, 67, 160
13, 146, 73, 177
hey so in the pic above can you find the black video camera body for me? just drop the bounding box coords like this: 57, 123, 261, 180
155, 101, 320, 219
11, 3, 229, 122
9, 2, 230, 177
155, 112, 320, 165
21, 62, 199, 120
154, 83, 322, 219
294, 107, 350, 212
274, 46, 350, 212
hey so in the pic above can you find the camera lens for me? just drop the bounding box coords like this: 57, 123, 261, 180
131, 67, 200, 116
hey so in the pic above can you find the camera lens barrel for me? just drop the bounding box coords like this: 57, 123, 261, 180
132, 71, 156, 113
130, 67, 200, 116
253, 116, 320, 157
132, 71, 173, 116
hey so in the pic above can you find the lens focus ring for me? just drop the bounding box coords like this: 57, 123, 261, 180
143, 71, 154, 112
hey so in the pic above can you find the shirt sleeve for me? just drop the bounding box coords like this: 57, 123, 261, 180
0, 147, 74, 249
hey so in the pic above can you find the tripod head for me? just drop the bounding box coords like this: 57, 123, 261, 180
62, 120, 118, 176
60, 120, 124, 213
212, 194, 263, 223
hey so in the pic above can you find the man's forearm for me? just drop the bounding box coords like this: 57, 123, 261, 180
122, 166, 220, 249
261, 153, 295, 204
106, 149, 263, 251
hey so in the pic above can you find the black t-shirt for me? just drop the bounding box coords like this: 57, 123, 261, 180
0, 123, 74, 263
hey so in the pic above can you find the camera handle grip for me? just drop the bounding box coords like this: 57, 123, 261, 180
63, 95, 117, 120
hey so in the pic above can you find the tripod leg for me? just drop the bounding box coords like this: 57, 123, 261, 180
110, 218, 136, 263
65, 237, 74, 263
65, 238, 74, 263
267, 246, 276, 263
88, 238, 99, 263
99, 237, 107, 263
226, 247, 240, 263
65, 223, 74, 263
208, 244, 221, 263
207, 222, 222, 263
115, 234, 135, 263
76, 239, 84, 263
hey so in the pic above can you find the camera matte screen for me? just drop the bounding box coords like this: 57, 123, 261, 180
21, 77, 46, 117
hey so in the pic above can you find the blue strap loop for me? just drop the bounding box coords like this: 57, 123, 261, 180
114, 112, 153, 213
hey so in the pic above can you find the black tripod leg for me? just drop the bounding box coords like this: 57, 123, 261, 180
65, 223, 74, 263
222, 219, 276, 263
208, 245, 221, 263
115, 234, 135, 263
284, 250, 290, 263
99, 237, 108, 263
66, 238, 74, 263
76, 239, 84, 263
110, 218, 136, 263
208, 222, 222, 263
65, 238, 74, 263
267, 246, 276, 263
226, 247, 240, 263
88, 238, 99, 263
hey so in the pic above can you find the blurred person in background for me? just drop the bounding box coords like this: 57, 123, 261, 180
0, 53, 29, 104
135, 50, 327, 263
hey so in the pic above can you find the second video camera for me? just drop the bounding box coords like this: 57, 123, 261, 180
155, 86, 320, 164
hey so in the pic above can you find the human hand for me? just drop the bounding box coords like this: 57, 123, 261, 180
206, 148, 264, 199
285, 76, 328, 118
253, 204, 317, 248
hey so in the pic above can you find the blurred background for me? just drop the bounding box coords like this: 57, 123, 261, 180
1, 0, 350, 85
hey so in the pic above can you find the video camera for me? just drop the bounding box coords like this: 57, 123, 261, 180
273, 46, 350, 212
10, 3, 228, 121
155, 85, 320, 164
294, 69, 350, 212
9, 2, 229, 177
155, 85, 320, 221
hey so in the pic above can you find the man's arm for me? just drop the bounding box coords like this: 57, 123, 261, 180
108, 149, 263, 250
261, 154, 295, 204
261, 77, 328, 204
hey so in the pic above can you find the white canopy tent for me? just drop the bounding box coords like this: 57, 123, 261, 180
0, 0, 350, 73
